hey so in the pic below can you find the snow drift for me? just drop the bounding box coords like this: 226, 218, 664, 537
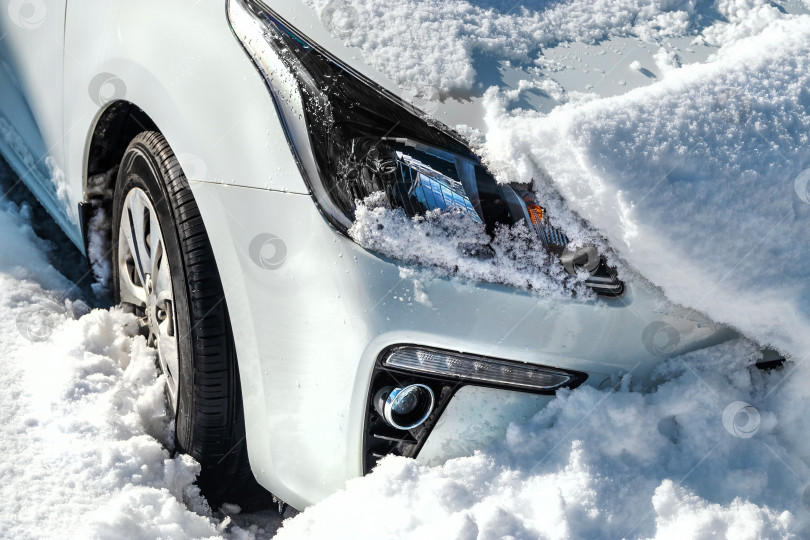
276, 338, 810, 538
482, 15, 810, 361
0, 195, 270, 538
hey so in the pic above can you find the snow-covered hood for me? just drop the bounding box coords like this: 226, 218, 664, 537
270, 0, 810, 358
269, 0, 808, 126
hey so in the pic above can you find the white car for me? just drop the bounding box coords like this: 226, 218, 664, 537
0, 0, 743, 510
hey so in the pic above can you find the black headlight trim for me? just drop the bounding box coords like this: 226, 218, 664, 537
227, 0, 483, 233
227, 0, 625, 297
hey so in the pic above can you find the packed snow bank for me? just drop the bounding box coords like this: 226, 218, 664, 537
0, 197, 268, 538
275, 339, 810, 539
481, 15, 810, 358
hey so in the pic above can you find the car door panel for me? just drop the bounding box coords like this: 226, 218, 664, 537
0, 0, 80, 246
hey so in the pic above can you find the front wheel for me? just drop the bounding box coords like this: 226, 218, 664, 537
112, 131, 267, 508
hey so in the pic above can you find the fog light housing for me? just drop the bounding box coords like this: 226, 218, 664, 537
374, 384, 435, 430
363, 345, 586, 473
382, 346, 582, 392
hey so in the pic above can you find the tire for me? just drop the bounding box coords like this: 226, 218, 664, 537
111, 131, 268, 508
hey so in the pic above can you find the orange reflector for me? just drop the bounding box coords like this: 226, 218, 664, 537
526, 204, 543, 224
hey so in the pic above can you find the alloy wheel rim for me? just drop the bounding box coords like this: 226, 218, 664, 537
117, 187, 179, 412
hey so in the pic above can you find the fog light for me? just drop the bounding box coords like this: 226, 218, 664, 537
374, 384, 435, 430
382, 346, 583, 392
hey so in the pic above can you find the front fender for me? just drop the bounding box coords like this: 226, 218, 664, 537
64, 0, 308, 206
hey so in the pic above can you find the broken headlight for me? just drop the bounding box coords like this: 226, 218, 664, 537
227, 0, 623, 295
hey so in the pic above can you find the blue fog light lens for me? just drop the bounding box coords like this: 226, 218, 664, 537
374, 384, 435, 430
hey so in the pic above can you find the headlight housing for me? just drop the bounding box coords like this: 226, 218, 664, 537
227, 0, 623, 296
228, 0, 522, 234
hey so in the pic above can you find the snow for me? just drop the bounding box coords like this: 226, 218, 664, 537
304, 0, 706, 93
85, 167, 118, 296
11, 190, 810, 540
653, 47, 682, 74
312, 0, 810, 360
0, 183, 276, 538
269, 1, 810, 539
481, 15, 810, 359
349, 193, 591, 299
303, 0, 799, 96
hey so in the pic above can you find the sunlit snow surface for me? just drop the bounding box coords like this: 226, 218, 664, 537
0, 176, 281, 538
279, 339, 810, 538
482, 16, 810, 361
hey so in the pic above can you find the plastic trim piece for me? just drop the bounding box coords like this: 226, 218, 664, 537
362, 344, 586, 473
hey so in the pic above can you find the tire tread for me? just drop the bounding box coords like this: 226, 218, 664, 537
116, 132, 270, 509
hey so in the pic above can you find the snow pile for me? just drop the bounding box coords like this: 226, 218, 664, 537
700, 0, 791, 44
84, 166, 118, 296
349, 193, 591, 298
275, 339, 810, 539
482, 15, 810, 358
0, 199, 250, 538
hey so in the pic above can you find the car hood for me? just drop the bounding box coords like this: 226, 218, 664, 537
267, 1, 727, 130
269, 0, 810, 359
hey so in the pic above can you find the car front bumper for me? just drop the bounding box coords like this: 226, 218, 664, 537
190, 180, 735, 509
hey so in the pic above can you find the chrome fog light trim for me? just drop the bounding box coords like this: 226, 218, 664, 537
382, 346, 581, 392
373, 384, 435, 430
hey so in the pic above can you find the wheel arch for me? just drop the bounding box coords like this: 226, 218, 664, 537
79, 100, 164, 276
85, 100, 158, 191
66, 0, 308, 256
